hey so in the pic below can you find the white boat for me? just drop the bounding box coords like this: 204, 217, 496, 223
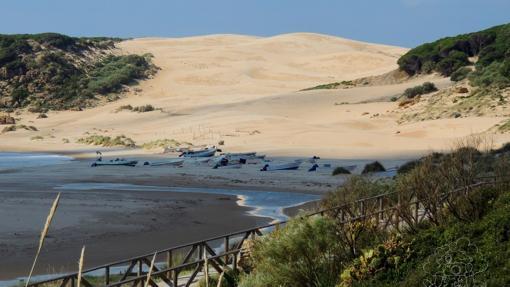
147, 158, 184, 167
224, 152, 257, 158
260, 161, 301, 171
180, 147, 217, 158
91, 159, 138, 167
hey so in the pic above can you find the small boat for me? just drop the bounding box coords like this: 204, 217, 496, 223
261, 161, 301, 171
224, 152, 257, 158
180, 147, 217, 158
145, 158, 184, 167
91, 159, 138, 167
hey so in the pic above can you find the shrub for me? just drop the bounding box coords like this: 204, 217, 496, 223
361, 161, 386, 174
332, 166, 351, 176
403, 82, 437, 99
396, 160, 420, 175
402, 82, 438, 99
0, 33, 155, 111
10, 87, 29, 107
238, 216, 348, 287
450, 66, 472, 81
77, 134, 136, 147
132, 104, 155, 113
322, 177, 390, 256
116, 104, 133, 112
198, 269, 240, 287
398, 23, 510, 90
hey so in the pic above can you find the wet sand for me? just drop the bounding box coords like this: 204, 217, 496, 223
0, 153, 411, 281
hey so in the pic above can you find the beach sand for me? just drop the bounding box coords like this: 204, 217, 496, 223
4, 33, 506, 158
2, 33, 510, 281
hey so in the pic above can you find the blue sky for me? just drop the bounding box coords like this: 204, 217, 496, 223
2, 0, 509, 47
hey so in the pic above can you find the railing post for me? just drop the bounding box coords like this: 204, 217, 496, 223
233, 252, 238, 271
224, 236, 229, 266
105, 266, 110, 285
167, 250, 173, 279
173, 269, 178, 287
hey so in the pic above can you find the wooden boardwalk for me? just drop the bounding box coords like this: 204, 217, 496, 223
27, 177, 500, 287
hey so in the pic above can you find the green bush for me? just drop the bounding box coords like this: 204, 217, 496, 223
402, 82, 438, 99
0, 33, 155, 111
198, 269, 240, 287
361, 161, 386, 174
469, 61, 510, 88
332, 166, 351, 176
450, 67, 472, 82
238, 216, 348, 287
398, 23, 510, 89
345, 191, 510, 287
86, 54, 154, 95
396, 160, 420, 175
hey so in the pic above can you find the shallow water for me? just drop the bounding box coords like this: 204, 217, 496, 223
56, 183, 321, 223
0, 152, 72, 171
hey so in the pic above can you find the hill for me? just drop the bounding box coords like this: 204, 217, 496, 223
1, 32, 509, 157
0, 33, 156, 111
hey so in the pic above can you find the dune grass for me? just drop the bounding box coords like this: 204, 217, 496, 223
77, 134, 136, 148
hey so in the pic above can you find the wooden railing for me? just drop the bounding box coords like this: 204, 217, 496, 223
27, 176, 502, 287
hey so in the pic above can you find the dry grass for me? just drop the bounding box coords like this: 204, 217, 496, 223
144, 253, 157, 287
77, 246, 85, 287
26, 193, 61, 287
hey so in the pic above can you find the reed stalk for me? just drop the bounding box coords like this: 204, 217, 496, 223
25, 193, 61, 287
77, 246, 85, 287
144, 253, 157, 287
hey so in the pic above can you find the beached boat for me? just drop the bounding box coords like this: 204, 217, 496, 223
146, 158, 184, 167
180, 147, 217, 158
260, 161, 301, 171
224, 152, 257, 158
91, 159, 138, 167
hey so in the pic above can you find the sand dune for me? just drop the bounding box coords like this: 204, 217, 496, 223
2, 33, 509, 158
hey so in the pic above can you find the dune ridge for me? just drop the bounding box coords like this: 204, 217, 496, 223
1, 33, 509, 158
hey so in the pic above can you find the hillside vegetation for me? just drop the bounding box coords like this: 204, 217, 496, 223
398, 23, 510, 89
226, 141, 510, 287
0, 33, 156, 111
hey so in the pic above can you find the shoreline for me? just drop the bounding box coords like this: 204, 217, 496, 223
0, 151, 412, 281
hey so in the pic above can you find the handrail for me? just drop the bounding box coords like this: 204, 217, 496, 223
27, 176, 503, 287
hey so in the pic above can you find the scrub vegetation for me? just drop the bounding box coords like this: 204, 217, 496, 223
0, 33, 157, 111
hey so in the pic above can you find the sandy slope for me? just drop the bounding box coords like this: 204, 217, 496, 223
1, 33, 509, 158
